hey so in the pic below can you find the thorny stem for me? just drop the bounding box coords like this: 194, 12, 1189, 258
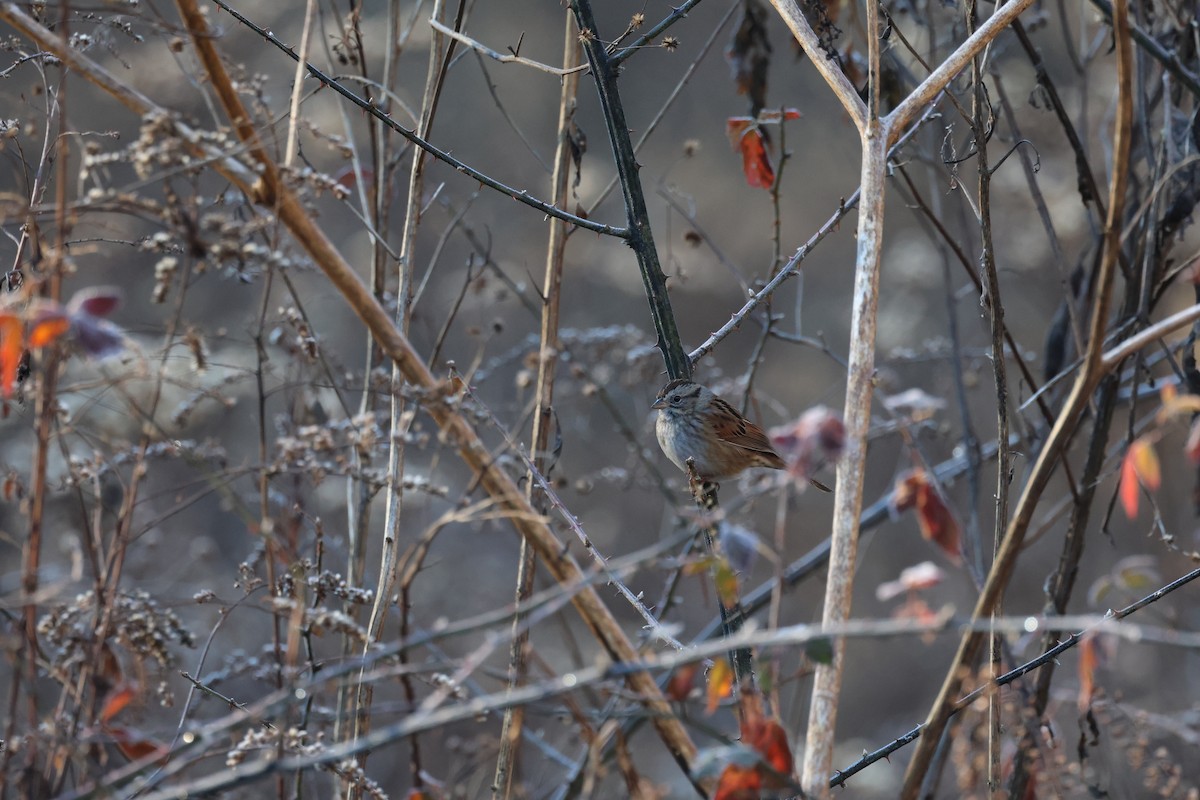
569, 0, 691, 381
686, 462, 755, 689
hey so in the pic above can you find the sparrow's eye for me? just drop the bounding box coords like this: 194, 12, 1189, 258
670, 394, 682, 406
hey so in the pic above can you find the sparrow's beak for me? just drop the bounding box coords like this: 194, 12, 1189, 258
651, 396, 667, 410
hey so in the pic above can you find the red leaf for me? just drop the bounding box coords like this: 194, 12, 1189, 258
726, 118, 774, 189
67, 287, 122, 318
893, 471, 961, 563
103, 724, 169, 763
746, 718, 794, 779
714, 764, 762, 800
0, 314, 23, 398
666, 664, 700, 702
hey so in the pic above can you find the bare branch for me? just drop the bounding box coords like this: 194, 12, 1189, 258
429, 17, 589, 77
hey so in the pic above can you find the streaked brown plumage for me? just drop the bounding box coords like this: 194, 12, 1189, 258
652, 379, 785, 481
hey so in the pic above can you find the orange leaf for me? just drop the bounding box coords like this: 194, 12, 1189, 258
714, 764, 762, 800
1077, 633, 1099, 712
1130, 437, 1161, 491
706, 659, 734, 715
1119, 438, 1159, 518
726, 117, 754, 146
27, 315, 69, 348
718, 692, 796, 793
1119, 447, 1140, 518
0, 314, 23, 398
99, 684, 136, 724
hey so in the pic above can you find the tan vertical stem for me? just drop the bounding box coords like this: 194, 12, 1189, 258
800, 0, 885, 786
282, 0, 315, 167
492, 15, 580, 799
354, 1, 446, 790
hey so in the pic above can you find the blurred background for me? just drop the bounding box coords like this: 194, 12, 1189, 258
1, 0, 1199, 796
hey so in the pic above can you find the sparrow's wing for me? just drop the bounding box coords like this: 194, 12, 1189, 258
709, 398, 786, 468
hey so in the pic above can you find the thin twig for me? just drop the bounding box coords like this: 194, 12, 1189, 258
493, 16, 580, 798
203, 0, 626, 238
831, 565, 1200, 788
429, 17, 588, 77
688, 106, 939, 365
899, 0, 1133, 791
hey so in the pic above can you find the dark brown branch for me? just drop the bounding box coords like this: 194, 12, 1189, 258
570, 0, 691, 380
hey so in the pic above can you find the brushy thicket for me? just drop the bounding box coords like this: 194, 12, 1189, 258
1, 0, 1199, 798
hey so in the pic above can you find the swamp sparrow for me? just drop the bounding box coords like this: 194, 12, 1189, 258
652, 379, 786, 481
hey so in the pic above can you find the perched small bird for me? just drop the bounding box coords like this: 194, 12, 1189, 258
652, 378, 786, 481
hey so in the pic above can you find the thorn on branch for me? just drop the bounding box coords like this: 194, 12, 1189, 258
507, 31, 524, 57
